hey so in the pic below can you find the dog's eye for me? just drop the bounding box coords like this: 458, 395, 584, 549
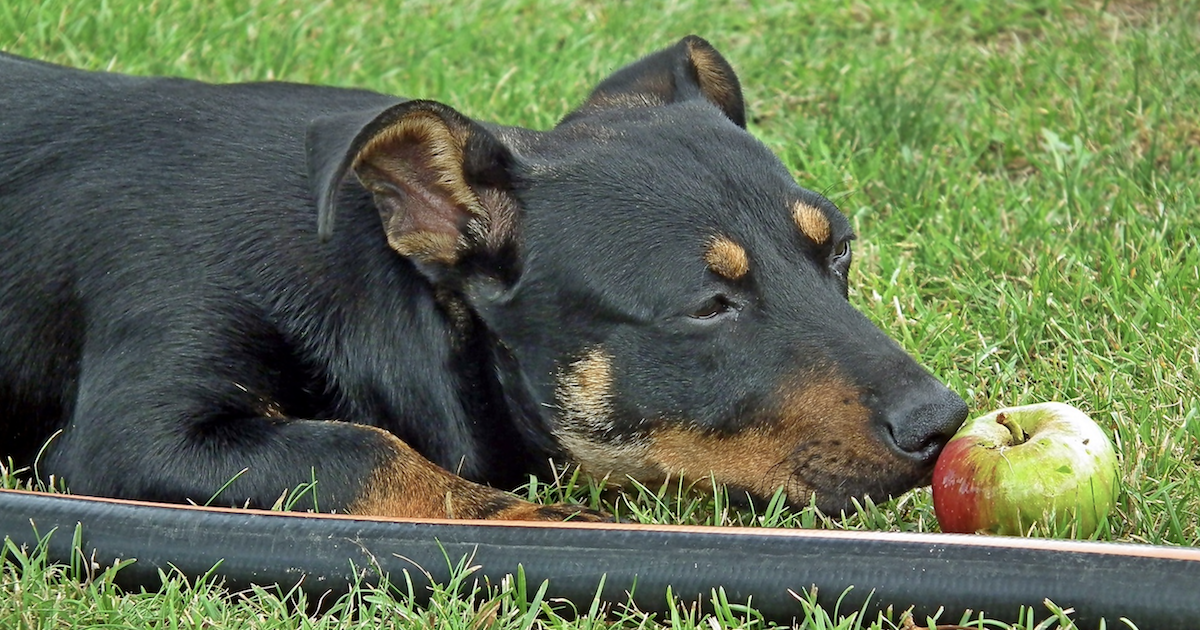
690, 295, 738, 321
831, 240, 851, 262
829, 239, 853, 275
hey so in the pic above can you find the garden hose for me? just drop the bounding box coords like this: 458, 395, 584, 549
1, 488, 1198, 628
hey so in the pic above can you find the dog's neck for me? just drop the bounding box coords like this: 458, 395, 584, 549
486, 335, 568, 476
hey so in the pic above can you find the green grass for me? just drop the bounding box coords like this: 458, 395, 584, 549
2, 0, 1199, 627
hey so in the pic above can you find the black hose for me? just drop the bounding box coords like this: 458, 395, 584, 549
2, 489, 1198, 628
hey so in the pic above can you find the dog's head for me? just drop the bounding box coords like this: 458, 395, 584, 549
312, 36, 967, 513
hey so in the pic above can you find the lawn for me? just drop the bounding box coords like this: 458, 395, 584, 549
2, 0, 1199, 627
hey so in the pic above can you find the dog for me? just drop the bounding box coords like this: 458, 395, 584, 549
0, 36, 967, 521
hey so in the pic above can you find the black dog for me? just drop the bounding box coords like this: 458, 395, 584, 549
0, 37, 966, 520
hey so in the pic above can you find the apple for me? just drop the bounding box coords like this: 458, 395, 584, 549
932, 402, 1119, 536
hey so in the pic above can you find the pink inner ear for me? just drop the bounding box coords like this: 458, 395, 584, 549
355, 127, 477, 253
392, 176, 467, 239
349, 102, 520, 265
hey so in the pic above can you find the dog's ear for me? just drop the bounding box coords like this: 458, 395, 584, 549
560, 35, 745, 128
310, 100, 520, 275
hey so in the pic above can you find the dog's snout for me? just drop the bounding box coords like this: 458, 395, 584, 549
879, 386, 968, 464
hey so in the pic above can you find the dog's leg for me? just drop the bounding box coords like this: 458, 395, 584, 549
41, 335, 605, 521
49, 409, 605, 521
346, 425, 606, 521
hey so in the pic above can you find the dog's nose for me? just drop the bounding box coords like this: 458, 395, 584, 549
879, 385, 968, 464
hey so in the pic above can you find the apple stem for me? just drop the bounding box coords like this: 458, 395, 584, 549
996, 412, 1026, 445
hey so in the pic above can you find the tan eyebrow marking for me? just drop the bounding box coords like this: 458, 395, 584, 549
792, 201, 832, 245
704, 236, 750, 280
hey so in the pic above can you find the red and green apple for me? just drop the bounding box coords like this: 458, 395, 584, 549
932, 402, 1119, 536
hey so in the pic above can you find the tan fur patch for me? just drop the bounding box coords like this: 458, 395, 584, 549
348, 426, 477, 518
554, 347, 617, 468
644, 372, 913, 509
348, 425, 610, 521
387, 232, 462, 265
347, 425, 561, 520
556, 347, 615, 432
550, 358, 924, 509
792, 201, 832, 245
704, 236, 750, 280
553, 348, 661, 481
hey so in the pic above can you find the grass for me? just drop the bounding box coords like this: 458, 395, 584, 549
2, 0, 1199, 627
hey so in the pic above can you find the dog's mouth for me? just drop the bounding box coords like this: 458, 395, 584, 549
771, 437, 936, 512
791, 465, 934, 515
553, 347, 947, 516
555, 425, 934, 517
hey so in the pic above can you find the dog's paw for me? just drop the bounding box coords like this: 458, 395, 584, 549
494, 501, 614, 523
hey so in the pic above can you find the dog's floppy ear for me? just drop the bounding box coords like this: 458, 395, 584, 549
560, 35, 745, 128
310, 100, 519, 272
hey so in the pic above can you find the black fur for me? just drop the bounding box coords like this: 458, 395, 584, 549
0, 37, 966, 516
